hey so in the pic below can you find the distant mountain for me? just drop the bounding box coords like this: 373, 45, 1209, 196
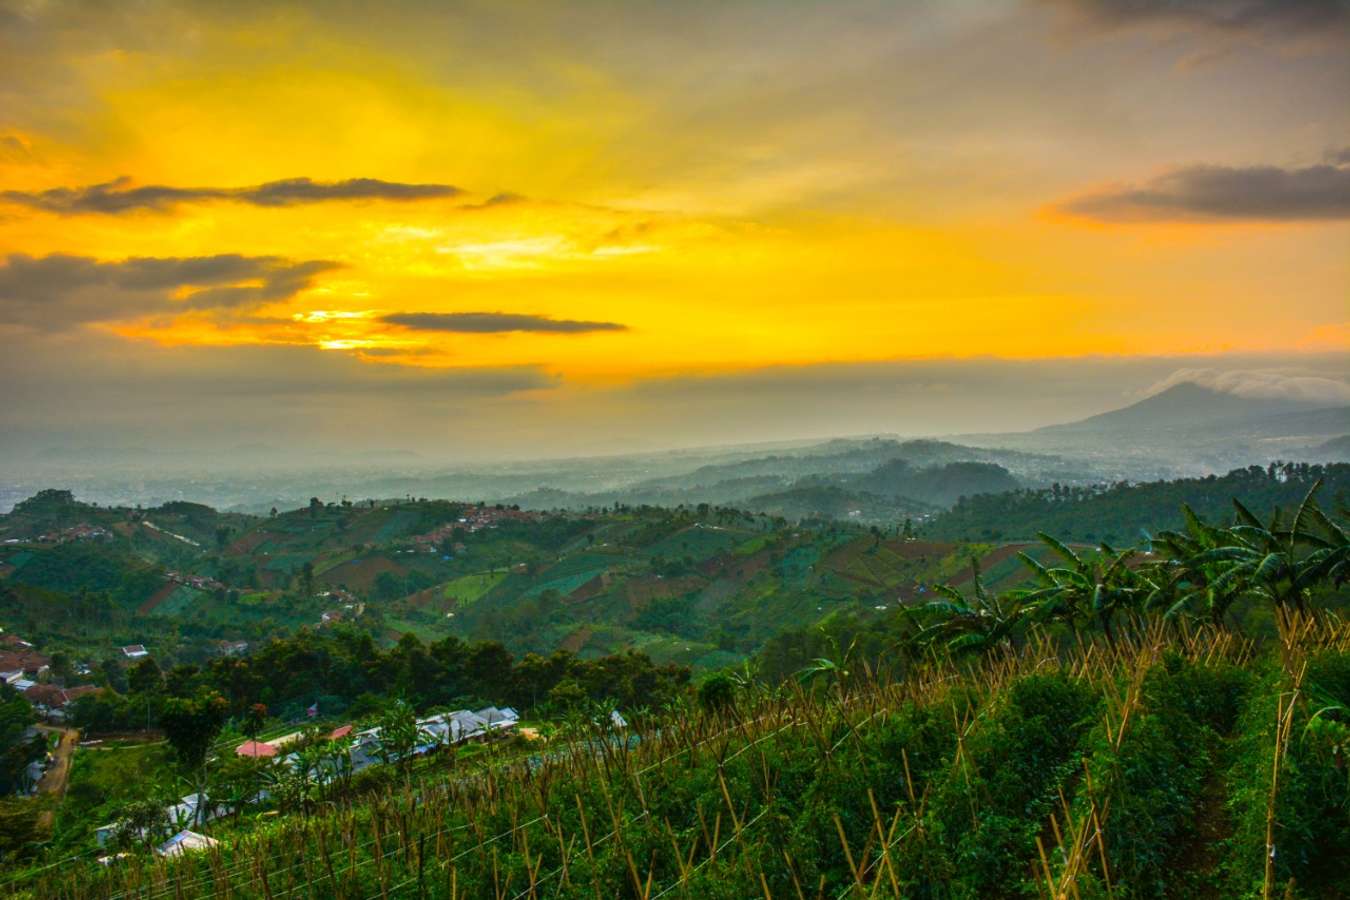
1310, 435, 1350, 461
1037, 382, 1328, 434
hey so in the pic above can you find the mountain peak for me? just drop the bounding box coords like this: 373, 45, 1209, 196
1039, 380, 1325, 434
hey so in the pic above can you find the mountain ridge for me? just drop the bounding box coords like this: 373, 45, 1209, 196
1035, 382, 1335, 434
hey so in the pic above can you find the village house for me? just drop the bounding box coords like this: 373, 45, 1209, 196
102, 705, 525, 849
21, 758, 46, 795
234, 740, 278, 759
23, 683, 102, 722
157, 830, 219, 858
165, 571, 226, 592
121, 644, 149, 659
96, 793, 227, 849
0, 633, 35, 651
165, 792, 227, 831
0, 641, 51, 683
36, 523, 112, 544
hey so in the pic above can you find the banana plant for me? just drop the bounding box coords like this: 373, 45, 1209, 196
1179, 485, 1322, 615
1011, 535, 1142, 642
915, 559, 1027, 656
795, 632, 858, 700
1151, 504, 1247, 629
1287, 481, 1349, 595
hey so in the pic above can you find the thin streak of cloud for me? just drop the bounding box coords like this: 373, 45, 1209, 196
1044, 0, 1350, 38
381, 311, 629, 334
0, 176, 463, 215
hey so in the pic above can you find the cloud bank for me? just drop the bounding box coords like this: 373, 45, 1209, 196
0, 253, 339, 330
1046, 0, 1350, 37
1143, 368, 1350, 405
381, 312, 628, 334
1, 177, 462, 215
1058, 157, 1350, 221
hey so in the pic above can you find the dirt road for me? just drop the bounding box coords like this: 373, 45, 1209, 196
34, 726, 79, 831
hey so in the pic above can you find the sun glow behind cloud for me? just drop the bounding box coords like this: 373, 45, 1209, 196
0, 0, 1346, 454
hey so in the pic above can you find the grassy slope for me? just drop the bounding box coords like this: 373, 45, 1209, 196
16, 619, 1347, 899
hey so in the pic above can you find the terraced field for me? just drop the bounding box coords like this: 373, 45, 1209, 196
439, 571, 505, 606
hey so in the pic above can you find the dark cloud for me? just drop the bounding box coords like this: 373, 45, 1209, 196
1047, 0, 1350, 36
243, 178, 461, 206
0, 253, 340, 330
1057, 160, 1350, 222
382, 312, 628, 334
1, 176, 461, 215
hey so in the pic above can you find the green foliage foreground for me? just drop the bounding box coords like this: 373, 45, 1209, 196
8, 616, 1349, 899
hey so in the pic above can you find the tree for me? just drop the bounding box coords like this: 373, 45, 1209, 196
374, 699, 424, 775
127, 657, 163, 695
466, 642, 514, 697
114, 798, 170, 850
697, 673, 737, 714
374, 571, 403, 601
160, 689, 229, 768
0, 686, 41, 795
243, 703, 267, 741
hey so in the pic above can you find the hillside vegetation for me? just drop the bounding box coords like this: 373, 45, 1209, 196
925, 461, 1348, 543
3, 481, 1348, 898
0, 493, 982, 670
10, 618, 1348, 899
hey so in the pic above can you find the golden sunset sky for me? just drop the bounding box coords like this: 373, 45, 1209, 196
1, 1, 1347, 456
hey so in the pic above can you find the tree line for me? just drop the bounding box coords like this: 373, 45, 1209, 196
68, 628, 690, 747
924, 461, 1347, 544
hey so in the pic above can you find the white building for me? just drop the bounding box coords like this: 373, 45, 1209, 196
157, 830, 219, 857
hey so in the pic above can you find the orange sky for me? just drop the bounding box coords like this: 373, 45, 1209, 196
0, 0, 1347, 454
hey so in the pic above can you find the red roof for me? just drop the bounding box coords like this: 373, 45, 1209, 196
235, 740, 278, 758
23, 683, 67, 707
0, 650, 51, 674
329, 724, 354, 740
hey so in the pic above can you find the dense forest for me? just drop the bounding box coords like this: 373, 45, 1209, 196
925, 461, 1348, 543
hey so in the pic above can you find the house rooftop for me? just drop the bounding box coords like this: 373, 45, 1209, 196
157, 830, 219, 857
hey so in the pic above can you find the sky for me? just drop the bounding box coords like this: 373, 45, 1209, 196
1, 0, 1347, 460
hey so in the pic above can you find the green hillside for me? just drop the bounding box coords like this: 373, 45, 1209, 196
12, 620, 1348, 899
2, 479, 1348, 898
